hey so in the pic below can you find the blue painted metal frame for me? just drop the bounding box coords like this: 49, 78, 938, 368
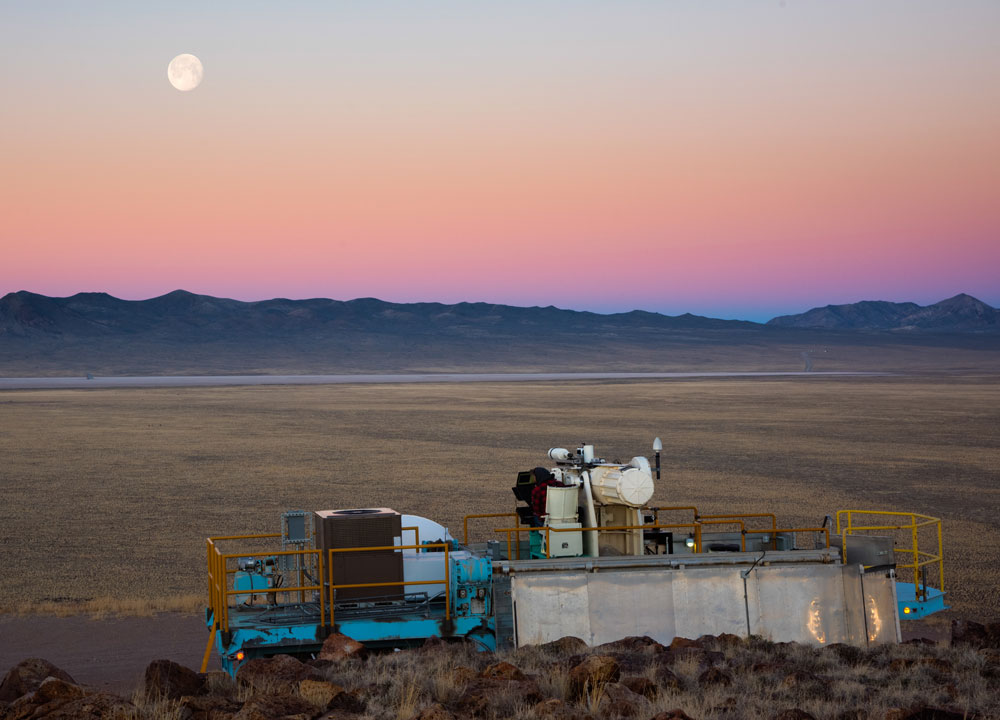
210, 611, 496, 676
896, 582, 948, 620
209, 552, 497, 676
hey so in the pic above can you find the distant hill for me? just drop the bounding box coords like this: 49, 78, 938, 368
767, 294, 999, 332
1, 290, 998, 376
0, 289, 754, 340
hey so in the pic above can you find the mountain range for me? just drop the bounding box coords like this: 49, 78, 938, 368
0, 291, 997, 376
768, 294, 999, 332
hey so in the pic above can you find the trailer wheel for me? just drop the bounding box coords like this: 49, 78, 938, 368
465, 628, 496, 653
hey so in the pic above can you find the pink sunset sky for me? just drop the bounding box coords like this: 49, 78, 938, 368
2, 1, 998, 321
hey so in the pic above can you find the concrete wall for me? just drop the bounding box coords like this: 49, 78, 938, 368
504, 552, 900, 648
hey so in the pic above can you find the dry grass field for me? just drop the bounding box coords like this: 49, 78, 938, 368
0, 376, 997, 620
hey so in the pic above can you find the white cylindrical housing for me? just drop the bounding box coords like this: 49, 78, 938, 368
545, 486, 578, 522
589, 466, 654, 507
548, 448, 571, 462
582, 445, 595, 463
629, 456, 651, 475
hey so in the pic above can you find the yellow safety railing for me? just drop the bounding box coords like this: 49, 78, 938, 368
203, 535, 451, 671
491, 520, 830, 559
648, 506, 700, 523
327, 543, 450, 626
744, 527, 831, 550
402, 525, 420, 547
493, 523, 706, 559
204, 533, 323, 671
700, 513, 777, 530
836, 510, 944, 600
463, 512, 519, 545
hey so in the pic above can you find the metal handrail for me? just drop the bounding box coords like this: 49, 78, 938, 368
493, 522, 705, 559
401, 525, 420, 548
700, 512, 777, 530
648, 506, 699, 523
204, 539, 452, 645
216, 548, 324, 633
835, 510, 944, 599
744, 526, 830, 549
463, 512, 519, 545
327, 543, 450, 626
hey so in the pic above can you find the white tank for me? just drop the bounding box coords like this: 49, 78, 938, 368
589, 466, 654, 507
545, 486, 579, 522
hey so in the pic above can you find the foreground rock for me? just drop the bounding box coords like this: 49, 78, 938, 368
951, 619, 1000, 649
237, 654, 324, 692
0, 659, 76, 703
232, 693, 320, 720
177, 694, 242, 720
317, 633, 367, 662
144, 658, 207, 699
1, 676, 133, 720
566, 655, 621, 701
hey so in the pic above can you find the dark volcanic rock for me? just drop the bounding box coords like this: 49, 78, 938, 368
649, 711, 695, 720
3, 677, 133, 720
236, 654, 323, 692
668, 637, 702, 650
566, 656, 621, 701
177, 694, 242, 720
823, 643, 866, 665
453, 676, 544, 717
654, 665, 683, 692
595, 636, 666, 654
533, 698, 592, 720
479, 662, 526, 681
0, 659, 76, 703
773, 710, 817, 720
891, 707, 972, 720
538, 637, 589, 654
232, 693, 317, 720
298, 679, 346, 710
144, 659, 206, 699
408, 703, 457, 720
659, 647, 725, 669
696, 666, 732, 686
318, 633, 368, 662
597, 682, 645, 717
951, 619, 1000, 649
621, 676, 658, 699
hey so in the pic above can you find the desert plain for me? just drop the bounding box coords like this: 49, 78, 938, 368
0, 374, 997, 622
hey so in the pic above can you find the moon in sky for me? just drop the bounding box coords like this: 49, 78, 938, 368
167, 53, 203, 92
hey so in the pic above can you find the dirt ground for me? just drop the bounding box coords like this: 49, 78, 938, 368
0, 613, 218, 692
0, 375, 998, 620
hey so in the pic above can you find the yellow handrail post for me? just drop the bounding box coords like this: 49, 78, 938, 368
317, 549, 326, 628
201, 624, 216, 673
326, 548, 337, 629
444, 543, 451, 621
937, 522, 945, 592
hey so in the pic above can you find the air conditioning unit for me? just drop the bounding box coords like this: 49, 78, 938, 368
314, 508, 403, 601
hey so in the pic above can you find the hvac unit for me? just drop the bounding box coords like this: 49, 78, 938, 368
314, 508, 403, 601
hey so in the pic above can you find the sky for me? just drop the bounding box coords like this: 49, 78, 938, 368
2, 1, 998, 321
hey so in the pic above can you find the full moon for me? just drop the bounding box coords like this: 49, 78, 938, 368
167, 53, 203, 91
